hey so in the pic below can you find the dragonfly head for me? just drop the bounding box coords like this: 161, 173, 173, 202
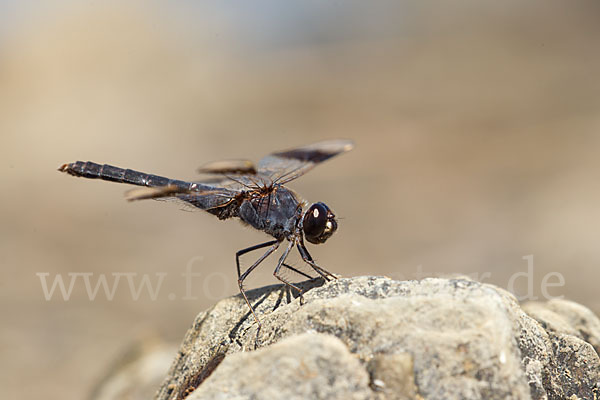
302, 202, 338, 244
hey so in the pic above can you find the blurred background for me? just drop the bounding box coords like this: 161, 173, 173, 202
1, 0, 600, 398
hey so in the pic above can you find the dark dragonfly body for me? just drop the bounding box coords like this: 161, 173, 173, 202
61, 161, 229, 211
59, 139, 353, 326
238, 186, 302, 239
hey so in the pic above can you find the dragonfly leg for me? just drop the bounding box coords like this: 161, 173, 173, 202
273, 241, 306, 305
236, 240, 281, 327
297, 239, 338, 281
281, 263, 314, 280
236, 240, 279, 280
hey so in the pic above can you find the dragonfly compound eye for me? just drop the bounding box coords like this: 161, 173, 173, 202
303, 202, 337, 244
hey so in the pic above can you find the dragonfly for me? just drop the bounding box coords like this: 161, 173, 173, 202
58, 139, 354, 326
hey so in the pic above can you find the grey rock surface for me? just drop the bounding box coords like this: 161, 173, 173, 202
188, 333, 373, 400
523, 298, 600, 355
155, 276, 600, 400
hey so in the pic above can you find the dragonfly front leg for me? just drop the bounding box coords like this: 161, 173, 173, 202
297, 237, 338, 281
273, 240, 306, 305
281, 263, 314, 280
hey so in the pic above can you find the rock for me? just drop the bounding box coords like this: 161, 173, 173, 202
90, 337, 177, 400
187, 333, 373, 400
523, 299, 600, 355
522, 299, 600, 399
155, 276, 600, 400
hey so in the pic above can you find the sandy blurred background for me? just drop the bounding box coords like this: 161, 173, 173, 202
1, 0, 600, 398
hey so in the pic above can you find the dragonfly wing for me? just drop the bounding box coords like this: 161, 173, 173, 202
197, 159, 257, 175
125, 182, 238, 211
257, 139, 354, 184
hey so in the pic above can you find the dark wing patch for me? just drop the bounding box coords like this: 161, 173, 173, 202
257, 139, 354, 184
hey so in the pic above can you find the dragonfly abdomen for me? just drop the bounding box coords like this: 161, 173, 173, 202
58, 161, 192, 190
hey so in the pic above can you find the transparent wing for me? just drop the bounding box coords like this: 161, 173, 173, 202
197, 159, 257, 175
257, 139, 354, 184
196, 158, 274, 192
125, 182, 238, 211
193, 173, 272, 193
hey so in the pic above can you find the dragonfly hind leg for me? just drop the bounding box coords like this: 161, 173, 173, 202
236, 240, 280, 327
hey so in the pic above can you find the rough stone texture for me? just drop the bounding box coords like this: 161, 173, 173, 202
523, 299, 600, 356
187, 333, 372, 400
155, 276, 600, 400
522, 299, 600, 400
